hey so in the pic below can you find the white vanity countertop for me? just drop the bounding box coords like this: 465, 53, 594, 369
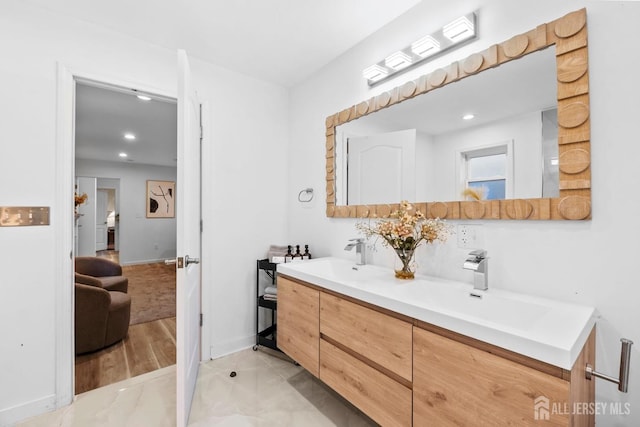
277, 257, 596, 370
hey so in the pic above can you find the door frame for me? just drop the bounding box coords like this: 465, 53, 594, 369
54, 63, 210, 408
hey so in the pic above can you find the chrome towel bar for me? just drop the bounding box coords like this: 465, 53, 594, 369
586, 338, 633, 393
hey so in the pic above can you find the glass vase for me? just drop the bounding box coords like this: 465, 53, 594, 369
394, 248, 415, 280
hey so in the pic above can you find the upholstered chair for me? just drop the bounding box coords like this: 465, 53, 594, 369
75, 282, 131, 354
75, 256, 128, 293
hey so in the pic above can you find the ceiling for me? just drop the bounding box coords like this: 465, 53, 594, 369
23, 0, 421, 87
75, 83, 178, 167
30, 0, 422, 167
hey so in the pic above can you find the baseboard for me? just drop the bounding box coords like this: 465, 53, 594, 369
209, 334, 255, 360
0, 394, 57, 427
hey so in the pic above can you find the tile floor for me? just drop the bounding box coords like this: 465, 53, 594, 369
18, 348, 376, 426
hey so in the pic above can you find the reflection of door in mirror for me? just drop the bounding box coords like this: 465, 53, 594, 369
346, 129, 416, 205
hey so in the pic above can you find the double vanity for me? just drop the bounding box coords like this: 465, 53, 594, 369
277, 257, 596, 426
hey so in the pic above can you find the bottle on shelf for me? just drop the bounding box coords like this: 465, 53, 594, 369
302, 245, 312, 260
292, 245, 303, 261
284, 245, 294, 263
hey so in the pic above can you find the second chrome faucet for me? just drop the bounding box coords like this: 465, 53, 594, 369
463, 249, 488, 290
345, 238, 366, 265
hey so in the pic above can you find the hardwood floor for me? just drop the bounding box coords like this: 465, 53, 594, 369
75, 317, 176, 394
76, 253, 176, 394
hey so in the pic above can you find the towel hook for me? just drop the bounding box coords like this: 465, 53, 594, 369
298, 188, 314, 203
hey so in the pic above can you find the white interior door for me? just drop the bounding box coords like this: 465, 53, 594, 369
76, 176, 97, 256
95, 189, 108, 251
176, 50, 202, 427
347, 129, 416, 205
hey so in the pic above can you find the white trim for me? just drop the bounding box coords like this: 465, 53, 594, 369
200, 101, 212, 362
54, 63, 183, 415
0, 394, 57, 426
209, 335, 256, 360
54, 63, 76, 410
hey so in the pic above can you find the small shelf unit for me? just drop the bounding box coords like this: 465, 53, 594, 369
254, 259, 279, 351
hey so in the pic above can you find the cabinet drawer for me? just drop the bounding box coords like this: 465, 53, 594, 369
413, 326, 570, 426
320, 292, 412, 382
320, 338, 411, 427
277, 277, 319, 377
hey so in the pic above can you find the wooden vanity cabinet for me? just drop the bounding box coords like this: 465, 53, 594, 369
320, 292, 413, 427
277, 275, 595, 427
320, 292, 412, 382
413, 325, 595, 426
277, 276, 320, 376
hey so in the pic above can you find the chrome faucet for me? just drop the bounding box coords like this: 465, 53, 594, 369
463, 249, 488, 291
344, 238, 366, 265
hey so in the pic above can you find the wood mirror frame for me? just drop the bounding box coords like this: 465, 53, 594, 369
325, 9, 590, 220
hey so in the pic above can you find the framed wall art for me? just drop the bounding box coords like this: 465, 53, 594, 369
146, 180, 175, 218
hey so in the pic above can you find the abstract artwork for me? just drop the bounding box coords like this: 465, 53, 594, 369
146, 180, 175, 218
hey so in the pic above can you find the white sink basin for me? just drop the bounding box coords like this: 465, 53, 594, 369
277, 257, 596, 369
392, 280, 551, 333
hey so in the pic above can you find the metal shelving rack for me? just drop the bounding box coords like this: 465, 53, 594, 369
253, 259, 279, 351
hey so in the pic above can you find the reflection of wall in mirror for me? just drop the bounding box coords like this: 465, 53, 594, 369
429, 111, 544, 201
336, 109, 552, 204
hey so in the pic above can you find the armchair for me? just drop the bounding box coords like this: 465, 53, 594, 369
75, 283, 131, 354
75, 256, 128, 293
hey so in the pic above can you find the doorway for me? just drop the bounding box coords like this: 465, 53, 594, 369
74, 80, 178, 394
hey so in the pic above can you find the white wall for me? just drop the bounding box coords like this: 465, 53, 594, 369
76, 159, 177, 264
431, 111, 542, 200
0, 1, 288, 424
288, 1, 640, 425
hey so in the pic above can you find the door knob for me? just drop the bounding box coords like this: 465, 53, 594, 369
185, 255, 200, 266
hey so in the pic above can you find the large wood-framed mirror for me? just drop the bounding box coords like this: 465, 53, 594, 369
325, 8, 590, 220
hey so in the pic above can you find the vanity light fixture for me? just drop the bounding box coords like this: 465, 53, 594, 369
443, 15, 475, 42
385, 51, 413, 71
362, 12, 477, 86
362, 64, 389, 83
411, 35, 441, 58
124, 133, 136, 140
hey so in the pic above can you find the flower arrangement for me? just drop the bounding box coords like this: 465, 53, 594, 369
357, 201, 453, 279
74, 192, 88, 214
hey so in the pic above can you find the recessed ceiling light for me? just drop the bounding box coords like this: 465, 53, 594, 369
124, 133, 136, 140
137, 95, 152, 101
119, 152, 127, 158
462, 113, 475, 120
